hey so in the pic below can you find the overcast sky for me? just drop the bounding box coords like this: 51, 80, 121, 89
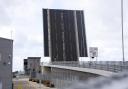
0, 0, 128, 71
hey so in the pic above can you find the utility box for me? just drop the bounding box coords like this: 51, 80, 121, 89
0, 37, 13, 89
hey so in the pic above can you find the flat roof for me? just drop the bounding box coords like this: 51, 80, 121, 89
0, 37, 13, 41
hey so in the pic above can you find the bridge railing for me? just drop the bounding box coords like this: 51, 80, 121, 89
42, 61, 128, 72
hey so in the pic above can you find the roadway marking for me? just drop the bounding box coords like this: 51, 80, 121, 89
17, 82, 22, 89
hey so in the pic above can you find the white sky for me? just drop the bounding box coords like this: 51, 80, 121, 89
0, 0, 128, 71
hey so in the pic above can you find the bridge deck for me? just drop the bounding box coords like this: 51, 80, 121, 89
43, 64, 116, 77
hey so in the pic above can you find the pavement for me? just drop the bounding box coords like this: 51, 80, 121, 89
13, 78, 56, 89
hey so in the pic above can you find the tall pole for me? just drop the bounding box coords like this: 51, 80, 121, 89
10, 30, 13, 40
121, 0, 125, 63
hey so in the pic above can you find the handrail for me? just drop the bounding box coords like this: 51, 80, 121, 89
41, 61, 128, 73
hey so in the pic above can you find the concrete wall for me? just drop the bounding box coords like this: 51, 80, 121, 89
41, 66, 100, 89
51, 68, 100, 89
0, 37, 13, 89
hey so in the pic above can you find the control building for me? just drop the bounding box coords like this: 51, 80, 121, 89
43, 9, 88, 62
0, 37, 13, 89
24, 57, 41, 78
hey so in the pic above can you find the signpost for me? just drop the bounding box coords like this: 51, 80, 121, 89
89, 47, 98, 61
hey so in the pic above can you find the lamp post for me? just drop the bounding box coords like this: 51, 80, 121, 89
121, 0, 125, 63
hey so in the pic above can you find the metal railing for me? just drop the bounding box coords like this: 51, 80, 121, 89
42, 61, 128, 73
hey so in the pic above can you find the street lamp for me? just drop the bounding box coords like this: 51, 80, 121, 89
121, 0, 125, 63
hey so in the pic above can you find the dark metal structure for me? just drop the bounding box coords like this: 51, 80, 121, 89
43, 9, 88, 61
24, 59, 29, 75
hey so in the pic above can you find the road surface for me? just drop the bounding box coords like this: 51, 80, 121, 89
13, 78, 56, 89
